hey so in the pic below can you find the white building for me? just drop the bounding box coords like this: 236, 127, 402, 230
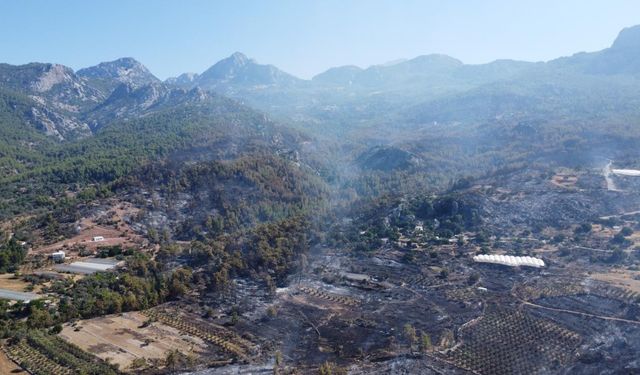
92, 236, 105, 242
50, 251, 65, 262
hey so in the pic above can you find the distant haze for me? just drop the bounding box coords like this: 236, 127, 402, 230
1, 0, 639, 79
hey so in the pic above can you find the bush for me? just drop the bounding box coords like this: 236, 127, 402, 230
620, 227, 634, 237
49, 324, 63, 334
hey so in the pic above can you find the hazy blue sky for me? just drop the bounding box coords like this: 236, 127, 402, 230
1, 1, 638, 79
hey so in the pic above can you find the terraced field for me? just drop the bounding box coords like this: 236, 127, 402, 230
298, 286, 361, 307
5, 340, 73, 375
444, 309, 581, 375
142, 309, 257, 362
515, 278, 639, 303
3, 330, 118, 375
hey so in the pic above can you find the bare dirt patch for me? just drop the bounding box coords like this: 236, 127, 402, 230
59, 311, 208, 371
0, 274, 32, 292
32, 200, 146, 258
0, 347, 26, 374
551, 173, 579, 189
591, 269, 640, 294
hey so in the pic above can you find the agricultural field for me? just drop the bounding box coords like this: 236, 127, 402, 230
444, 309, 581, 375
58, 311, 209, 371
3, 330, 118, 375
296, 286, 361, 308
591, 269, 640, 294
141, 307, 259, 362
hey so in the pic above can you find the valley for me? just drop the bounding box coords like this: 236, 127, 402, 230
0, 17, 639, 375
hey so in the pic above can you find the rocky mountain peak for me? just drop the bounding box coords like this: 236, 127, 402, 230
195, 52, 302, 90
201, 52, 253, 81
611, 24, 640, 50
229, 52, 250, 65
165, 72, 200, 87
77, 57, 159, 90
30, 63, 76, 93
578, 24, 640, 75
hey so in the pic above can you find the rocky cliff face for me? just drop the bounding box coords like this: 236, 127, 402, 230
165, 72, 199, 88
77, 57, 160, 95
85, 82, 213, 130
0, 63, 107, 139
0, 59, 214, 139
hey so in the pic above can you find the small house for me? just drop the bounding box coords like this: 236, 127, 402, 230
51, 251, 65, 262
92, 236, 105, 242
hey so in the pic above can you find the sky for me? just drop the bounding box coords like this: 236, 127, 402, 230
0, 0, 639, 80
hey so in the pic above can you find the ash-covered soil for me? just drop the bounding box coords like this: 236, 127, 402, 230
185, 166, 640, 374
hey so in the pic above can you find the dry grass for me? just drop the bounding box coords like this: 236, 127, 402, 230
0, 274, 33, 292
591, 269, 640, 294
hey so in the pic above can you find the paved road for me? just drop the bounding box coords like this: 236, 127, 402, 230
0, 289, 41, 302
599, 210, 640, 220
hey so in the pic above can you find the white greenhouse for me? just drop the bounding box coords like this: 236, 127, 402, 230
473, 254, 545, 268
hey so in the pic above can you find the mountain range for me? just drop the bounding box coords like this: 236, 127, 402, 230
0, 24, 639, 199
2, 24, 639, 144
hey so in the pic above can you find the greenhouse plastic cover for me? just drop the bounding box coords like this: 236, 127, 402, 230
473, 254, 545, 268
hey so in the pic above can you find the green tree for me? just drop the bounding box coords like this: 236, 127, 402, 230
404, 323, 417, 347
420, 331, 432, 352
